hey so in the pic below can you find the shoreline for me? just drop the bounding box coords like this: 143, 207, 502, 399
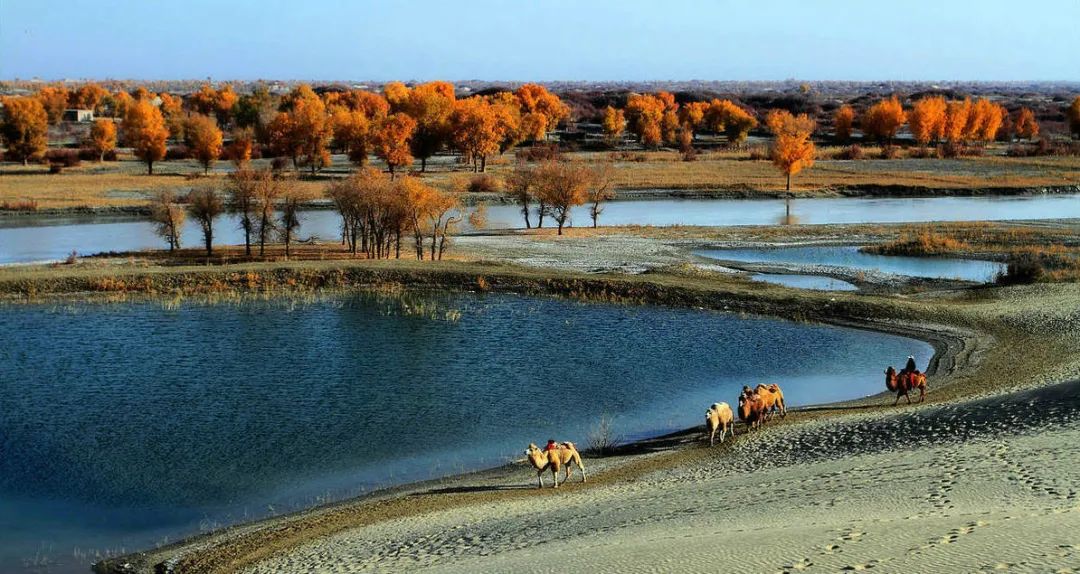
79, 261, 999, 574
2, 183, 1078, 220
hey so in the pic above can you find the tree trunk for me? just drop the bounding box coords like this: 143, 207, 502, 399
421, 156, 427, 172
205, 225, 213, 257
243, 222, 252, 256
480, 155, 486, 173
786, 172, 791, 191
148, 160, 154, 175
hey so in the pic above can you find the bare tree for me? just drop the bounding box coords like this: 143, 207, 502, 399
188, 184, 225, 256
229, 168, 260, 256
505, 163, 536, 229
534, 161, 591, 235
149, 190, 186, 251
587, 164, 614, 228
278, 177, 310, 259
254, 172, 281, 256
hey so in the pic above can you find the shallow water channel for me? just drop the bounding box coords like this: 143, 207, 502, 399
0, 291, 933, 572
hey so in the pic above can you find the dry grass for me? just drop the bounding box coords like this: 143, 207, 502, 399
2, 149, 1079, 212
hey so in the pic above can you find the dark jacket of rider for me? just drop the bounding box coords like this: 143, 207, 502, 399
905, 356, 918, 373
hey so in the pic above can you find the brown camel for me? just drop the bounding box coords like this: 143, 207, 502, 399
755, 383, 787, 419
885, 366, 928, 405
524, 442, 586, 488
705, 402, 735, 445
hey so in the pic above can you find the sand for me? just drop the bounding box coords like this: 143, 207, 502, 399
230, 378, 1080, 574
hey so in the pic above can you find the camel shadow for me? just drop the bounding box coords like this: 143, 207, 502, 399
413, 484, 534, 496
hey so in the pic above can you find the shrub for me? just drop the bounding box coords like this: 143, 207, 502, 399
869, 230, 970, 256
609, 150, 647, 162
879, 145, 901, 159
586, 414, 622, 457
45, 148, 81, 167
997, 253, 1046, 285
165, 145, 191, 160
466, 173, 501, 193
835, 144, 865, 160
908, 145, 940, 159
102, 149, 118, 161
270, 156, 290, 171
0, 200, 38, 211
77, 148, 100, 161
48, 163, 64, 174
516, 143, 560, 162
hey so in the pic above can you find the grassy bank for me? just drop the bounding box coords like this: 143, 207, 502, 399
3, 150, 1078, 213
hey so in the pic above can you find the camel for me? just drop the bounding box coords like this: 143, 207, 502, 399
737, 391, 766, 431
524, 442, 586, 489
755, 383, 787, 419
885, 366, 928, 405
705, 402, 735, 445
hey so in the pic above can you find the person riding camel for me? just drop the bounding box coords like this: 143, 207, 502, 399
544, 439, 558, 452
904, 355, 918, 374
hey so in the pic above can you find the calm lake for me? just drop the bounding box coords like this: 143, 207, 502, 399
1, 193, 1079, 263
697, 246, 1007, 282
0, 291, 933, 572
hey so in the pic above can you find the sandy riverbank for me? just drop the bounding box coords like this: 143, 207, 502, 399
74, 249, 1080, 573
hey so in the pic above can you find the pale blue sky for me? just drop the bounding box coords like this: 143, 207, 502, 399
2, 0, 1078, 81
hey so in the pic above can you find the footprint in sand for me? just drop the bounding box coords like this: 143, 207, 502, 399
781, 556, 813, 572
842, 560, 881, 571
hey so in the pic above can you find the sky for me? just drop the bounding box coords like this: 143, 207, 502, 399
2, 0, 1079, 82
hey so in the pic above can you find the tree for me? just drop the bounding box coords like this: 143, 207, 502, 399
966, 98, 1003, 143
373, 113, 416, 179
185, 114, 223, 174
71, 83, 108, 112
228, 168, 261, 256
421, 187, 462, 260
450, 97, 501, 172
149, 190, 186, 251
111, 90, 135, 118
1014, 107, 1039, 141
625, 93, 666, 148
123, 100, 168, 174
861, 96, 906, 145
233, 84, 278, 143
226, 127, 254, 168
187, 185, 225, 256
89, 118, 117, 161
397, 81, 455, 172
279, 178, 311, 259
908, 96, 947, 146
513, 84, 569, 142
1068, 96, 1080, 140
943, 99, 972, 143
534, 161, 591, 234
269, 85, 330, 174
330, 108, 371, 166
766, 109, 816, 192
506, 163, 537, 229
253, 170, 282, 256
833, 105, 855, 143
0, 97, 49, 165
601, 106, 625, 146
587, 164, 614, 228
37, 85, 69, 125
704, 99, 758, 145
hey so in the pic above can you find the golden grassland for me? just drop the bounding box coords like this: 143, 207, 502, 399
2, 147, 1078, 211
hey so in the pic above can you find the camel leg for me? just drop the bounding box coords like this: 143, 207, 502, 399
894, 393, 900, 406
552, 468, 559, 489
905, 391, 912, 404
709, 428, 716, 446
577, 457, 587, 483
537, 471, 544, 489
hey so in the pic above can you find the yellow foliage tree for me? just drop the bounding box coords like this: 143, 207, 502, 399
625, 93, 666, 148
89, 118, 117, 161
514, 84, 569, 142
861, 96, 906, 145
37, 85, 69, 125
450, 97, 502, 172
123, 99, 169, 174
601, 106, 626, 145
766, 109, 816, 191
1014, 107, 1039, 141
373, 113, 416, 179
908, 96, 947, 146
71, 83, 108, 112
185, 114, 223, 174
833, 105, 855, 143
943, 98, 971, 143
397, 81, 456, 172
0, 97, 49, 164
704, 99, 757, 146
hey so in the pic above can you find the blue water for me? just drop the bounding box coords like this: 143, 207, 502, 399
0, 292, 933, 572
751, 273, 859, 291
3, 193, 1080, 263
698, 246, 1006, 282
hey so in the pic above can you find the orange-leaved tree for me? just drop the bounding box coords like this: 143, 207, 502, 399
833, 104, 855, 143
908, 96, 947, 146
0, 96, 49, 164
330, 108, 372, 166
89, 118, 117, 161
514, 84, 569, 143
1069, 97, 1080, 140
861, 96, 906, 145
37, 85, 69, 125
71, 83, 108, 112
1013, 107, 1039, 141
943, 98, 972, 143
185, 114, 223, 174
625, 93, 667, 148
450, 96, 502, 172
123, 99, 169, 174
396, 81, 456, 172
601, 106, 626, 146
533, 161, 592, 235
373, 113, 416, 179
270, 85, 331, 174
704, 99, 757, 146
766, 109, 816, 191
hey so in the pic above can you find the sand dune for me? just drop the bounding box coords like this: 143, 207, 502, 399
240, 380, 1080, 574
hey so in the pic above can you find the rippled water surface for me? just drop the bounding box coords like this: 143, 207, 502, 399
750, 273, 859, 291
0, 292, 933, 571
